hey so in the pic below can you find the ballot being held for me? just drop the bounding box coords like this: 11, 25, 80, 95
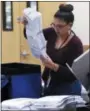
22, 8, 48, 59
17, 8, 48, 59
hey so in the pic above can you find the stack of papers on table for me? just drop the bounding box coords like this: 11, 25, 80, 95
1, 98, 37, 110
2, 95, 86, 110
30, 95, 86, 111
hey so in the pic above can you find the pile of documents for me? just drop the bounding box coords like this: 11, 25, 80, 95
1, 95, 86, 111
30, 95, 86, 110
1, 98, 37, 110
23, 8, 48, 59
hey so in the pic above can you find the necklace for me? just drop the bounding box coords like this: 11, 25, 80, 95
55, 32, 71, 49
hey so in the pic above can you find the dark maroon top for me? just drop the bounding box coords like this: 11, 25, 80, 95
24, 27, 83, 86
42, 28, 83, 85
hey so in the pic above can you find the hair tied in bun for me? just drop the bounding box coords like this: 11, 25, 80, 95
59, 4, 74, 13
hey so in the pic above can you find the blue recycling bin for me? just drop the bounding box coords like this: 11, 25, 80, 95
1, 63, 41, 98
1, 75, 10, 101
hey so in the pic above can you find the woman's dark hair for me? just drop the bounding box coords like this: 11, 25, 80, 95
54, 4, 74, 24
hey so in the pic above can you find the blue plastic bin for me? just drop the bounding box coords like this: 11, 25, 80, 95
1, 63, 41, 98
1, 75, 9, 101
1, 75, 9, 88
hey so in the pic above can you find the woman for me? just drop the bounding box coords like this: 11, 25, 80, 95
24, 4, 83, 96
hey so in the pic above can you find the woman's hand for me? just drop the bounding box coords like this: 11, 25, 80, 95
40, 55, 59, 71
23, 17, 28, 25
40, 55, 54, 69
17, 16, 28, 25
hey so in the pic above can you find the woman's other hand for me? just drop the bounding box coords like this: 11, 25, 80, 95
40, 55, 59, 71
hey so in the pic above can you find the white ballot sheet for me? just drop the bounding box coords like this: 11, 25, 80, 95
66, 49, 90, 90
23, 8, 48, 59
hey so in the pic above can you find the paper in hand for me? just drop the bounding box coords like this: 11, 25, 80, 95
23, 8, 48, 59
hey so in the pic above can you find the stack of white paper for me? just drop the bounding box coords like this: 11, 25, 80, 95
1, 98, 36, 110
1, 96, 86, 110
23, 8, 48, 58
30, 95, 86, 110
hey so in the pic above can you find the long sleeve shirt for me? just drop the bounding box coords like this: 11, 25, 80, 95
24, 27, 83, 86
